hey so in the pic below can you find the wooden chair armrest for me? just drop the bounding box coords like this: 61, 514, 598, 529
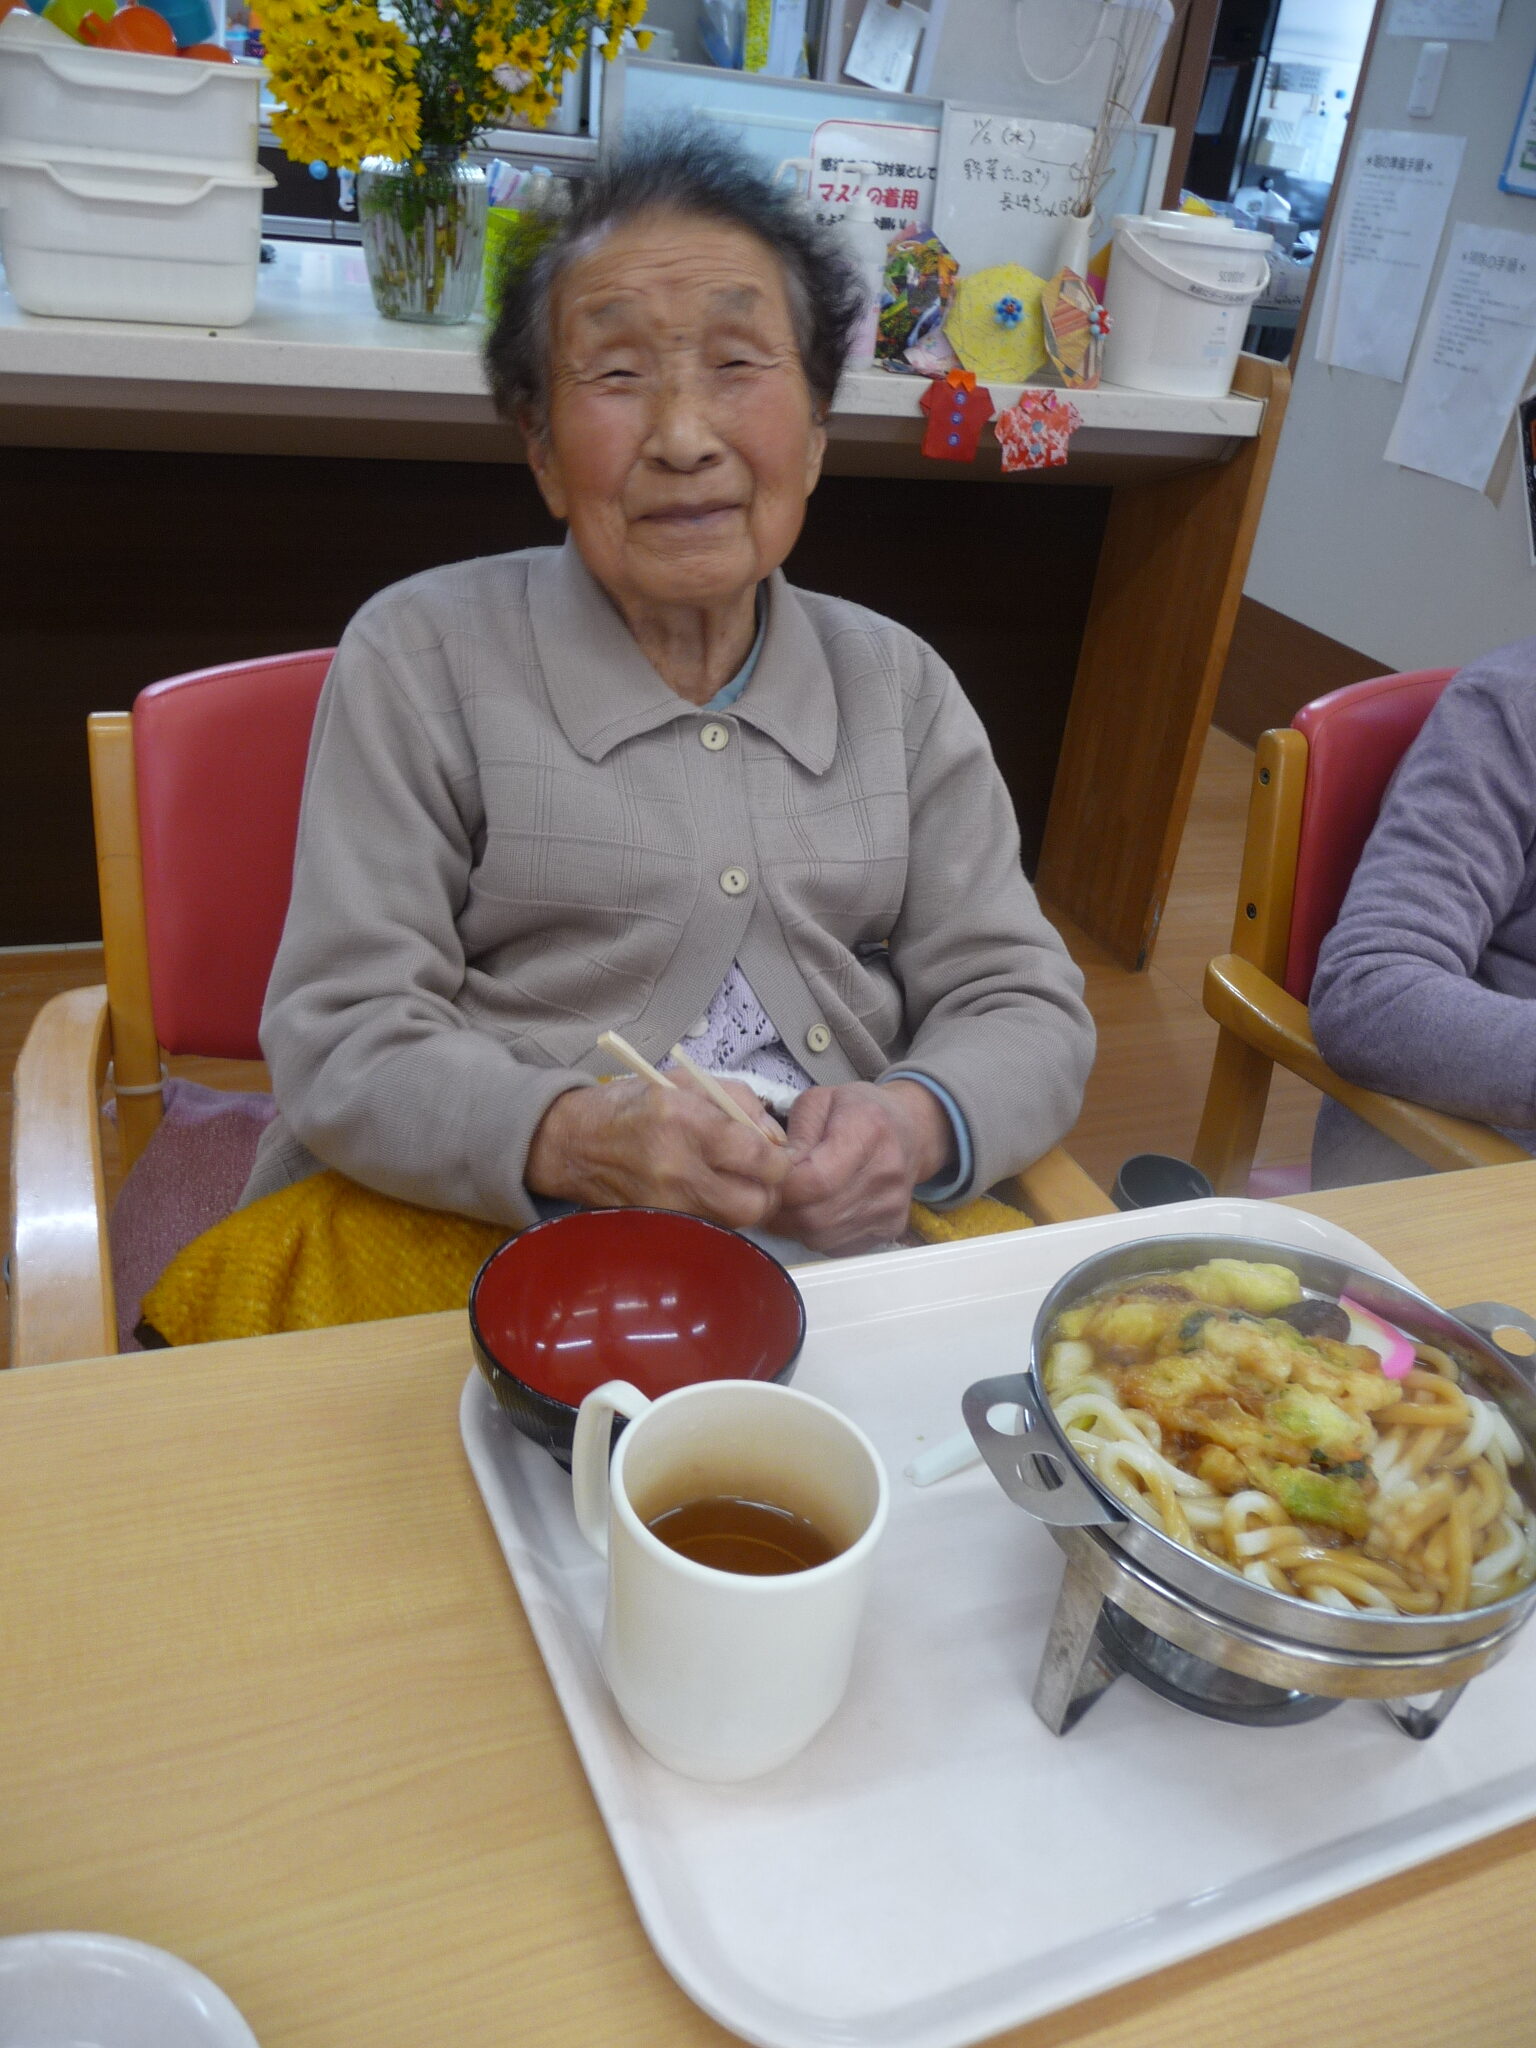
1008, 1146, 1117, 1224
1203, 955, 1529, 1176
9, 985, 117, 1367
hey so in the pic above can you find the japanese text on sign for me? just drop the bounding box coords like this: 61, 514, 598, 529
931, 106, 1097, 276
807, 120, 940, 238
1384, 219, 1536, 492
1312, 128, 1465, 382
1363, 151, 1435, 174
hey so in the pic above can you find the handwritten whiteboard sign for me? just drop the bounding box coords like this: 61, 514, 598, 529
930, 105, 1094, 275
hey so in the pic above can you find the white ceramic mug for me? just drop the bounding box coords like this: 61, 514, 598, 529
571, 1378, 889, 1782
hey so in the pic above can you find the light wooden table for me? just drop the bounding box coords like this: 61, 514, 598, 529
3, 1164, 1534, 2048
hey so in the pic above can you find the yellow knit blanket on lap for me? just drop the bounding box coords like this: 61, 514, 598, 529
141, 1172, 1031, 1348
141, 1171, 510, 1349
907, 1193, 1034, 1244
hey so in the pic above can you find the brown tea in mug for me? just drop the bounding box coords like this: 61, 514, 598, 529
645, 1495, 840, 1576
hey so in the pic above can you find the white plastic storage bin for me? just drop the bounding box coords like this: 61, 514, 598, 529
0, 13, 265, 180
0, 149, 274, 325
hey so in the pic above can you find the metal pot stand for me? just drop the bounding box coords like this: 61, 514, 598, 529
964, 1281, 1536, 1741
1034, 1526, 1493, 1738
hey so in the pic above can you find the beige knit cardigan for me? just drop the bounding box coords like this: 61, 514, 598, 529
245, 541, 1095, 1227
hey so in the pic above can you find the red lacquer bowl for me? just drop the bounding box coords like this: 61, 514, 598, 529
469, 1209, 807, 1468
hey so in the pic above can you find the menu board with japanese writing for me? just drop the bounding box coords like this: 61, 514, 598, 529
930, 106, 1095, 276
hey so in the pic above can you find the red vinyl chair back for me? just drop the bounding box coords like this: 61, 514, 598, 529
1282, 667, 1458, 1003
132, 651, 333, 1060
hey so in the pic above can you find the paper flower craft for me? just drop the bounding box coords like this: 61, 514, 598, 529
994, 296, 1024, 328
943, 263, 1047, 385
994, 390, 1083, 473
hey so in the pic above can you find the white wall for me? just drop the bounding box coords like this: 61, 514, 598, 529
1244, 1, 1536, 667
1270, 0, 1376, 65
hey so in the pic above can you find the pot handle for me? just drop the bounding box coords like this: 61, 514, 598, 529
1452, 1302, 1536, 1387
961, 1374, 1125, 1529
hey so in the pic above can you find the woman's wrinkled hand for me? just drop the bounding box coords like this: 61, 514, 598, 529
776, 1080, 954, 1256
526, 1076, 792, 1230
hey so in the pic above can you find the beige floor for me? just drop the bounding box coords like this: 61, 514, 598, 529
0, 724, 1319, 1368
1055, 724, 1320, 1190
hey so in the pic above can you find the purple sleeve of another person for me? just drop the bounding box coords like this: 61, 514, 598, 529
1308, 639, 1536, 1133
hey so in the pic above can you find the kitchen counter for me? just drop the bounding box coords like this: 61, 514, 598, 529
0, 240, 1265, 477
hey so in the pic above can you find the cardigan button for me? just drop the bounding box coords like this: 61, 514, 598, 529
719, 866, 750, 897
805, 1023, 832, 1054
700, 722, 731, 751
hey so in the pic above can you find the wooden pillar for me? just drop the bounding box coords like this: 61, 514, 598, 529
1036, 354, 1291, 969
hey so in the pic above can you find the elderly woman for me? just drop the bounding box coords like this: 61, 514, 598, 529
242, 130, 1094, 1257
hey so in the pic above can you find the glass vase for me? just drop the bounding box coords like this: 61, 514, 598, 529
358, 148, 488, 325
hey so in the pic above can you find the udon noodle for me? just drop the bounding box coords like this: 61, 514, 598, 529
1042, 1259, 1536, 1617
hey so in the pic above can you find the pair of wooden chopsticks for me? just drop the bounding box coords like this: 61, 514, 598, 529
596, 1029, 789, 1147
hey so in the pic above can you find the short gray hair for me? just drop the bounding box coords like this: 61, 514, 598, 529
484, 125, 866, 432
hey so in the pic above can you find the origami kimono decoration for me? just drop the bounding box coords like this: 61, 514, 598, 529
919, 369, 995, 463
994, 390, 1083, 473
1039, 269, 1112, 389
942, 262, 1048, 385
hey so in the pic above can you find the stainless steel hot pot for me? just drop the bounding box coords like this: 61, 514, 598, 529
963, 1235, 1536, 1699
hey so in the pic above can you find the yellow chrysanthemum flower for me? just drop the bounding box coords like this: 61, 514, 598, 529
266, 0, 643, 165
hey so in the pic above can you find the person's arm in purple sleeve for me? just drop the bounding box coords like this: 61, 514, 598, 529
1309, 653, 1536, 1131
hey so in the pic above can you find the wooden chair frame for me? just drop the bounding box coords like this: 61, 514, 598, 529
1190, 727, 1528, 1196
10, 714, 164, 1369
10, 712, 1113, 1369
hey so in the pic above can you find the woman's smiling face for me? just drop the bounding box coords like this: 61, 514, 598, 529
527, 210, 827, 619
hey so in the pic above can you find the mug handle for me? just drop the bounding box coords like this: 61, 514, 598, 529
571, 1379, 651, 1558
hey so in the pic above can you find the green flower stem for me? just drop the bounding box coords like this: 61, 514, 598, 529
359, 153, 488, 322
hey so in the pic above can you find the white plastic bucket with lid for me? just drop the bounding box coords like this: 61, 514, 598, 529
1102, 210, 1272, 398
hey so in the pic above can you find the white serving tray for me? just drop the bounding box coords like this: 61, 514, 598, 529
459, 1197, 1536, 2048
